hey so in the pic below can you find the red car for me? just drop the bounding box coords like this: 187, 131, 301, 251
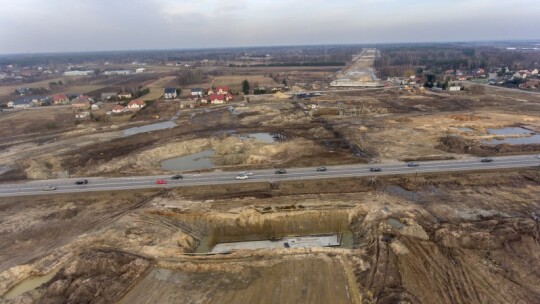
155, 179, 167, 185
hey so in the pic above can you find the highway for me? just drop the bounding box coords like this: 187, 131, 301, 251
0, 154, 539, 197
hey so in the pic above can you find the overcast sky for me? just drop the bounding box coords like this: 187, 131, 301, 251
0, 0, 539, 54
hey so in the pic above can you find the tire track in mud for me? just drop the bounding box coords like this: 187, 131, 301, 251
92, 189, 167, 226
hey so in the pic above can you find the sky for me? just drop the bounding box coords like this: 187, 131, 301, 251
0, 0, 539, 54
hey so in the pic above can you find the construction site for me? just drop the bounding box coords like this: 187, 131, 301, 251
1, 47, 540, 304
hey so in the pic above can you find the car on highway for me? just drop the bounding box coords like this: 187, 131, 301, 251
42, 185, 56, 191
236, 174, 249, 180
74, 179, 88, 185
171, 174, 183, 180
407, 162, 420, 167
481, 158, 494, 163
155, 179, 167, 185
370, 167, 382, 172
274, 169, 287, 174
316, 167, 327, 172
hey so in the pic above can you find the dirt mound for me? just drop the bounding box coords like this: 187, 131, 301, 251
437, 135, 540, 156
9, 250, 150, 304
273, 91, 289, 99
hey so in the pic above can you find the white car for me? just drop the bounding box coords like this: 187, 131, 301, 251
238, 172, 254, 176
236, 174, 248, 180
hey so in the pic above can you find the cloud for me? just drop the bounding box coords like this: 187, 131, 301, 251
0, 0, 538, 53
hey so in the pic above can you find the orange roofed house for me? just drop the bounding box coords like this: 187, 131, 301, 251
127, 99, 145, 110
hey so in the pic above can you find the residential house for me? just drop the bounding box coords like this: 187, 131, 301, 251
25, 96, 50, 106
456, 75, 468, 81
70, 95, 90, 108
208, 94, 225, 104
71, 99, 90, 110
91, 103, 101, 110
51, 94, 69, 105
135, 68, 146, 73
127, 99, 145, 110
164, 88, 177, 99
215, 85, 229, 95
16, 87, 30, 95
112, 105, 125, 113
191, 88, 203, 97
101, 92, 117, 100
8, 97, 35, 108
117, 91, 132, 99
448, 86, 462, 92
75, 111, 90, 119
531, 69, 539, 75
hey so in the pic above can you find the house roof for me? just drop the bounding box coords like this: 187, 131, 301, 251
13, 97, 34, 105
112, 105, 125, 111
117, 91, 132, 95
164, 88, 177, 94
128, 99, 145, 106
52, 94, 68, 101
216, 85, 229, 92
209, 94, 225, 101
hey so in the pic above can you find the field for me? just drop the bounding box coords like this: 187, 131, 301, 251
120, 257, 353, 304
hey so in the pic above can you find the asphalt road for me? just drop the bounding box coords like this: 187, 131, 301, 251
0, 155, 539, 197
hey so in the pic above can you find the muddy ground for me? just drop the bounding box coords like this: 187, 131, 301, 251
0, 170, 539, 303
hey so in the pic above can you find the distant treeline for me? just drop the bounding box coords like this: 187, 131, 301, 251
248, 62, 346, 67
375, 45, 540, 77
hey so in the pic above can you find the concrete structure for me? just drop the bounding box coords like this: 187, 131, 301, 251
211, 234, 341, 253
449, 86, 462, 92
103, 70, 132, 76
64, 70, 94, 76
135, 68, 146, 73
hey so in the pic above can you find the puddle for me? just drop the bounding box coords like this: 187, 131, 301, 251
4, 270, 59, 300
456, 127, 472, 132
237, 133, 276, 143
487, 127, 532, 136
160, 150, 215, 171
123, 121, 177, 137
482, 127, 540, 145
386, 218, 404, 229
482, 134, 540, 145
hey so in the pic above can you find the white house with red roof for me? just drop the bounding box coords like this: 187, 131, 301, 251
112, 105, 125, 113
208, 94, 225, 104
127, 99, 145, 110
51, 94, 69, 105
216, 85, 229, 94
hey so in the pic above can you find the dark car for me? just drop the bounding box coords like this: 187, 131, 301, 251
407, 162, 420, 167
316, 167, 327, 172
75, 179, 88, 185
370, 167, 382, 172
274, 169, 287, 174
481, 158, 493, 163
171, 174, 183, 180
